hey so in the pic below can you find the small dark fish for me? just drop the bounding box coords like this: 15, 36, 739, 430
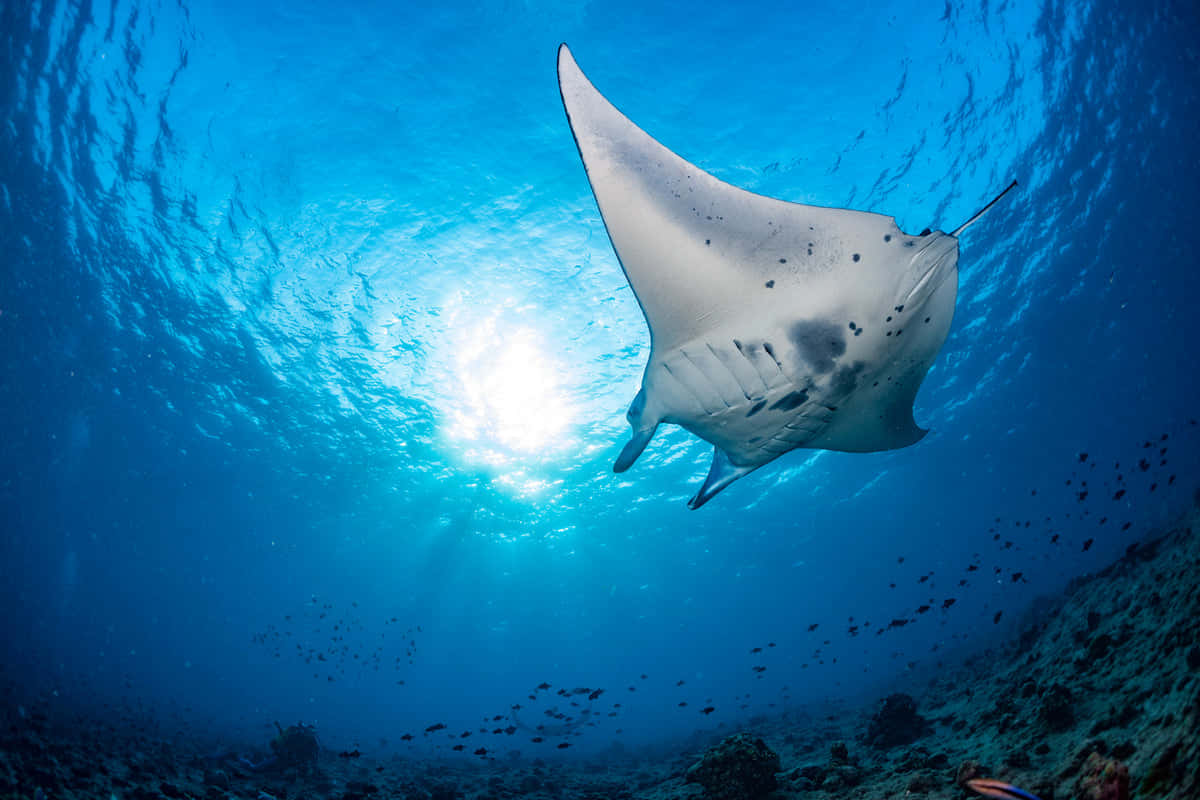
1082, 538, 1094, 552
678, 701, 688, 707
701, 706, 715, 715
676, 680, 686, 686
967, 777, 1044, 800
1011, 572, 1023, 583
400, 733, 413, 741
767, 642, 775, 647
752, 665, 767, 673
537, 682, 551, 690
967, 564, 979, 572
750, 647, 762, 653
943, 598, 956, 609
531, 736, 543, 743
993, 611, 1003, 624
588, 688, 604, 700
807, 623, 819, 631
452, 744, 464, 752
557, 742, 570, 749
640, 673, 648, 679
916, 605, 930, 614
425, 723, 446, 733
474, 748, 487, 756
338, 749, 361, 759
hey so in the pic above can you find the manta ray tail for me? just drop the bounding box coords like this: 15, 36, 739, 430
951, 180, 1019, 237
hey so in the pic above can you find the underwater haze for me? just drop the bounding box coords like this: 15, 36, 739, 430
3, 0, 1199, 764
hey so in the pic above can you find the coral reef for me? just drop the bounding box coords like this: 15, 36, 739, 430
269, 721, 320, 774
1077, 752, 1131, 800
864, 693, 931, 748
685, 733, 780, 800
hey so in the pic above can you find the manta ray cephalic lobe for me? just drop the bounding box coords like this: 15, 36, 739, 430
557, 44, 1016, 509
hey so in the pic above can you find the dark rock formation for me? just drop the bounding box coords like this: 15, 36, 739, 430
864, 693, 931, 748
685, 733, 780, 800
1038, 683, 1075, 732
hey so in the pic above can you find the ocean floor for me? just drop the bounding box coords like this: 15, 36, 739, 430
4, 503, 1198, 800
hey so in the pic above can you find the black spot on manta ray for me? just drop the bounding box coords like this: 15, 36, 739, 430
705, 239, 711, 245
849, 322, 857, 330
788, 320, 846, 374
884, 234, 892, 242
765, 280, 775, 288
779, 258, 787, 264
852, 253, 861, 262
770, 390, 809, 412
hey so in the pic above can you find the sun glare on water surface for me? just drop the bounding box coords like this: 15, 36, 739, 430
443, 313, 576, 467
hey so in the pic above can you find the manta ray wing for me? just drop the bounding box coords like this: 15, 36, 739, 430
558, 44, 966, 508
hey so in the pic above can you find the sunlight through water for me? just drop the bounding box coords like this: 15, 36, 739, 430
441, 307, 576, 470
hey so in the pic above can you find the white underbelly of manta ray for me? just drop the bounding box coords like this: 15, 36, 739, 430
557, 44, 1016, 509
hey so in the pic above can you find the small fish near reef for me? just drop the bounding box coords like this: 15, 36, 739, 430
967, 777, 1044, 800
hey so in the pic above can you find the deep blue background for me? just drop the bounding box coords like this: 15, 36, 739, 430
2, 0, 1198, 756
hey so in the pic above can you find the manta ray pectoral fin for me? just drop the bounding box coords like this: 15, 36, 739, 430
614, 425, 658, 472
688, 447, 758, 510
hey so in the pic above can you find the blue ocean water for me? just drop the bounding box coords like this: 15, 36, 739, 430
1, 0, 1198, 760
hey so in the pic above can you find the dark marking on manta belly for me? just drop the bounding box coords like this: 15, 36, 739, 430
770, 390, 809, 412
831, 361, 866, 396
788, 320, 846, 374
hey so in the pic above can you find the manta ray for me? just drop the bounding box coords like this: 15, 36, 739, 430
557, 44, 1015, 509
